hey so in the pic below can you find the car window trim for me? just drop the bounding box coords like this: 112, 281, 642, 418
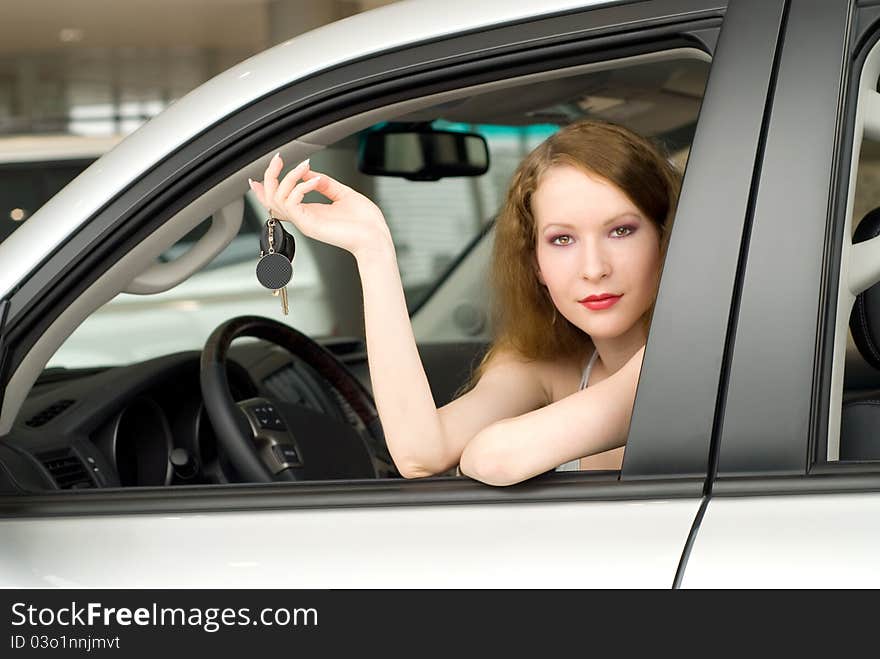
0, 474, 705, 519
714, 0, 856, 476
713, 470, 880, 496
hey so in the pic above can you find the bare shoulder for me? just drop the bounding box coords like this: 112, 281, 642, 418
479, 346, 595, 407
535, 349, 597, 403
476, 346, 554, 408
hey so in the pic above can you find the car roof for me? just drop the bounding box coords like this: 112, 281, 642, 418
0, 0, 615, 296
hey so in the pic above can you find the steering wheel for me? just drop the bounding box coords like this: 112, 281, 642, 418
200, 315, 389, 482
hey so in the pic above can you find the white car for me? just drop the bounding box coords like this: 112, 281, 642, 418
0, 0, 879, 588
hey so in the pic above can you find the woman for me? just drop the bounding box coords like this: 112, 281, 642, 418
249, 119, 681, 486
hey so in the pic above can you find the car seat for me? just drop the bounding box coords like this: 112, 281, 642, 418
843, 207, 880, 460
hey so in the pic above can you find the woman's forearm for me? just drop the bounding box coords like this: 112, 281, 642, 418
460, 346, 643, 486
354, 238, 452, 477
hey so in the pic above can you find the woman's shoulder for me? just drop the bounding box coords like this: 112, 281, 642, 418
543, 348, 598, 402
483, 345, 589, 405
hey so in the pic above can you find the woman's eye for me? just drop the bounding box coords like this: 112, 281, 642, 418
612, 225, 635, 238
551, 235, 573, 246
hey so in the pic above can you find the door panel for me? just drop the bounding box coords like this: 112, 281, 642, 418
682, 493, 880, 587
0, 498, 702, 587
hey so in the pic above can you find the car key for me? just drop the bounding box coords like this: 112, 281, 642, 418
256, 218, 296, 315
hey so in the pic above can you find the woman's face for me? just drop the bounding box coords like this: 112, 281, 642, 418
532, 164, 662, 342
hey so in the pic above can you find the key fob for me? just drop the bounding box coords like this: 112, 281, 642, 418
256, 252, 292, 290
256, 219, 295, 291
259, 221, 296, 262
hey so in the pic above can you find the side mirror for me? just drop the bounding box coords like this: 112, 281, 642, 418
358, 124, 489, 181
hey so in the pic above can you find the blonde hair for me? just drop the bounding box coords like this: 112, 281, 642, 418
467, 119, 682, 388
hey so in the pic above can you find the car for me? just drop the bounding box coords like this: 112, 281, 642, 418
0, 0, 878, 588
0, 135, 123, 246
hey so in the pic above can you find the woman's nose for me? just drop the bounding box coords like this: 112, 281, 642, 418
581, 240, 610, 281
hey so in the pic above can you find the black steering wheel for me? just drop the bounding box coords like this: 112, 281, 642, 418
200, 315, 389, 482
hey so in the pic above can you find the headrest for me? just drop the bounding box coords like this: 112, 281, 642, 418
849, 207, 880, 369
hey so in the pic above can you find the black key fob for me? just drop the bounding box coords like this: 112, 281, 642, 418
256, 219, 296, 292
259, 220, 296, 262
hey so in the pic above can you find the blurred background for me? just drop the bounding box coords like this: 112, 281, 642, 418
0, 0, 398, 137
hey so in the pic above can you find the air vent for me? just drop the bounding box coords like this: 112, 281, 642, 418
38, 449, 94, 489
26, 399, 75, 427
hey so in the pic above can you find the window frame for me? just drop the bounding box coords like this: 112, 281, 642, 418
623, 0, 787, 480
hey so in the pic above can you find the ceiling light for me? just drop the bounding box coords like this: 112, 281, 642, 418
59, 28, 85, 44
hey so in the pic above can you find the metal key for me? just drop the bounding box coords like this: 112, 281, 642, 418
267, 219, 289, 315
273, 287, 289, 314
266, 220, 288, 315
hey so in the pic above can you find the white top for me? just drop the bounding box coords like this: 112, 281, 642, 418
556, 349, 600, 472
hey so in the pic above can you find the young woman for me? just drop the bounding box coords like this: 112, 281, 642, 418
249, 119, 681, 486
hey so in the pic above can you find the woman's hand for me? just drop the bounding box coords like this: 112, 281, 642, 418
248, 153, 393, 260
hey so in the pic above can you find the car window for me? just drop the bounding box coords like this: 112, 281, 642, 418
0, 18, 726, 496
39, 50, 710, 430
46, 193, 330, 368
829, 26, 880, 465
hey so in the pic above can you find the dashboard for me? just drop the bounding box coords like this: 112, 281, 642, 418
0, 338, 398, 492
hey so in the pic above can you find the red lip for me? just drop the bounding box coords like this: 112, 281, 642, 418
579, 294, 621, 310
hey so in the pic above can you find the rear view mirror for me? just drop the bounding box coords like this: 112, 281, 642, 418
358, 124, 489, 181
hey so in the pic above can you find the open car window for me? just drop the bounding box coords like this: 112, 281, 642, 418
2, 41, 715, 494
47, 54, 707, 371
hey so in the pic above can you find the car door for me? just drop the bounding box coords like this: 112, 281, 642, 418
681, 0, 880, 587
0, 0, 779, 587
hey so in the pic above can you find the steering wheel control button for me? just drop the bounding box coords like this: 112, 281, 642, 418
273, 444, 302, 466
250, 403, 286, 431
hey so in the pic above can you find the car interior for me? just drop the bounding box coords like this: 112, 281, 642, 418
0, 47, 719, 491
834, 37, 880, 464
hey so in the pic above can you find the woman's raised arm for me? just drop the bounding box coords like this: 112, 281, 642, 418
249, 155, 546, 478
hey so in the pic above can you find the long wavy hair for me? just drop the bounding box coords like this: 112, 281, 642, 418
468, 119, 682, 387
